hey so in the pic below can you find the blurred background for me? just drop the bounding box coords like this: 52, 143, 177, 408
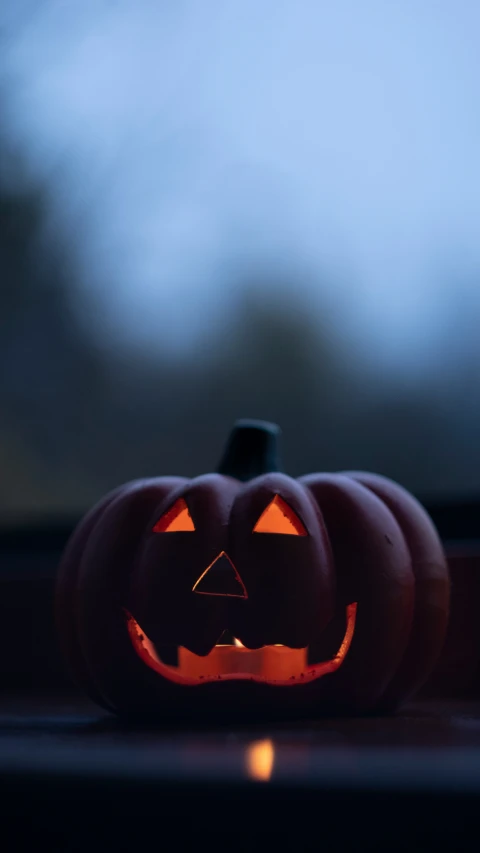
1, 0, 479, 519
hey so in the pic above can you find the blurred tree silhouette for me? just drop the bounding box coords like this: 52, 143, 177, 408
1, 96, 479, 515
0, 108, 112, 511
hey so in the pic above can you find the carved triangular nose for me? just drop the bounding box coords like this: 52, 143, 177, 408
192, 552, 247, 599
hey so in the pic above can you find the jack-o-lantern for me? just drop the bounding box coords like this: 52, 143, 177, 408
56, 420, 449, 719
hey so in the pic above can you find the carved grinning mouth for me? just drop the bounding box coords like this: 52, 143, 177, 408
125, 603, 357, 686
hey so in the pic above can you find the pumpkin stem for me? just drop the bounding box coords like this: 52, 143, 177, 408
217, 420, 282, 481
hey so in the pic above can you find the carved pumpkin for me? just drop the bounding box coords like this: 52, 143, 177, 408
56, 420, 449, 719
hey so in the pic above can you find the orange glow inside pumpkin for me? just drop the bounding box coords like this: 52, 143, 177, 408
126, 603, 357, 686
153, 498, 195, 533
253, 495, 307, 536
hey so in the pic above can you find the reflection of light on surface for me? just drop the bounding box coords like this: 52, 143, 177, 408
245, 739, 275, 781
234, 638, 244, 647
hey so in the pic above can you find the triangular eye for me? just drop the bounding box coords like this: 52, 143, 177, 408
253, 495, 307, 536
153, 498, 195, 533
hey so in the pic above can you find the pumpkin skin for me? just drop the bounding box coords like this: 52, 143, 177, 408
56, 421, 449, 719
420, 550, 480, 698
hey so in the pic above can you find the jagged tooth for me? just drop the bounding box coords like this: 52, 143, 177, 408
217, 629, 235, 645
153, 645, 179, 666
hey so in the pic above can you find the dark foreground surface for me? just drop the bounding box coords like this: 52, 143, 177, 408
0, 505, 479, 850
1, 693, 480, 852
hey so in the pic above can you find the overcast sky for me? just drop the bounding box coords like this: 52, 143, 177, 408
3, 0, 480, 371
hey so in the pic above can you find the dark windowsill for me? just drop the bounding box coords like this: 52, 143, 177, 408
1, 692, 480, 851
